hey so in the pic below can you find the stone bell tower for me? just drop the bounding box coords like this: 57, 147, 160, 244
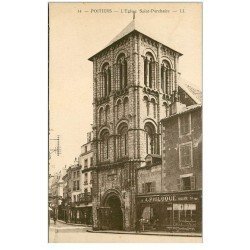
88, 17, 182, 231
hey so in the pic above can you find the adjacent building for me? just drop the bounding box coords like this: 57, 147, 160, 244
137, 103, 202, 232
59, 132, 94, 225
49, 168, 66, 220
78, 131, 94, 225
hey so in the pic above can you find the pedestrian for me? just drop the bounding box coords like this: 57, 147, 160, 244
139, 217, 144, 232
53, 212, 57, 225
135, 218, 141, 233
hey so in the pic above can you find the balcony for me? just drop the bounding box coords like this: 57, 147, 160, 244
79, 192, 92, 204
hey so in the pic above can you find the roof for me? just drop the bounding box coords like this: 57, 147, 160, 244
178, 78, 202, 104
161, 104, 202, 122
89, 18, 182, 61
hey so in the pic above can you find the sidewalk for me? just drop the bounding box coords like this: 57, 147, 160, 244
57, 219, 91, 227
49, 219, 90, 232
87, 229, 202, 237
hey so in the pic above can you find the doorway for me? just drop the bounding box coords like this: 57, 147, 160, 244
106, 195, 123, 230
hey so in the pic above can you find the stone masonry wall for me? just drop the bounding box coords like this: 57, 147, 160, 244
161, 108, 202, 192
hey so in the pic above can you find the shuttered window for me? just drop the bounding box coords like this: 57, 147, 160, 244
142, 182, 156, 193
150, 181, 156, 193
179, 113, 191, 136
177, 176, 196, 191
182, 177, 191, 190
179, 142, 192, 168
142, 183, 145, 193
190, 176, 195, 190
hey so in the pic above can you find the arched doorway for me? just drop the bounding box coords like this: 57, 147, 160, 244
106, 195, 123, 230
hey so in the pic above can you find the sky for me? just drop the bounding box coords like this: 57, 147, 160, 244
49, 2, 202, 174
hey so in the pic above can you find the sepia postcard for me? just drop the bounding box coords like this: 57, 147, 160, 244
48, 2, 202, 243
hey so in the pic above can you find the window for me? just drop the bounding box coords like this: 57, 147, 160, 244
144, 52, 155, 88
73, 172, 76, 179
117, 99, 122, 120
77, 170, 80, 178
182, 177, 191, 190
162, 102, 169, 117
179, 113, 191, 136
117, 53, 128, 89
84, 159, 88, 169
177, 175, 195, 191
105, 105, 110, 123
101, 63, 111, 97
142, 182, 156, 193
77, 180, 80, 190
99, 107, 104, 125
73, 181, 77, 191
179, 142, 193, 168
99, 129, 110, 161
117, 123, 128, 158
173, 203, 197, 223
161, 60, 172, 94
123, 97, 129, 117
90, 157, 93, 167
143, 96, 149, 116
151, 99, 156, 118
73, 195, 76, 202
85, 146, 87, 153
84, 173, 88, 185
145, 122, 157, 155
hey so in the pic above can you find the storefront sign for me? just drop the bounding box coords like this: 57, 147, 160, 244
137, 192, 200, 204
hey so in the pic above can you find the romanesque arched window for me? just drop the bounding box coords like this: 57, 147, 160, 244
117, 53, 127, 90
117, 123, 128, 158
143, 96, 149, 117
144, 122, 157, 155
144, 52, 155, 89
99, 107, 104, 126
162, 102, 169, 118
105, 105, 110, 124
151, 98, 157, 118
123, 97, 129, 117
117, 99, 122, 120
102, 63, 111, 97
100, 129, 110, 161
161, 60, 172, 95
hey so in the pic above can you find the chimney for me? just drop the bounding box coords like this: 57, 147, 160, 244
169, 101, 186, 116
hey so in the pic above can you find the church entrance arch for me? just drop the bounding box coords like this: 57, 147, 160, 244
99, 191, 124, 230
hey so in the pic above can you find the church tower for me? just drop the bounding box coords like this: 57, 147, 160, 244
88, 17, 182, 231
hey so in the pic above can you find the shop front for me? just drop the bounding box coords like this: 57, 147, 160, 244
70, 206, 93, 225
136, 190, 202, 233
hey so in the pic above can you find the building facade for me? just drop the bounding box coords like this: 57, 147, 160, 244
60, 133, 94, 225
49, 169, 66, 221
78, 131, 94, 225
88, 18, 199, 231
137, 104, 202, 232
